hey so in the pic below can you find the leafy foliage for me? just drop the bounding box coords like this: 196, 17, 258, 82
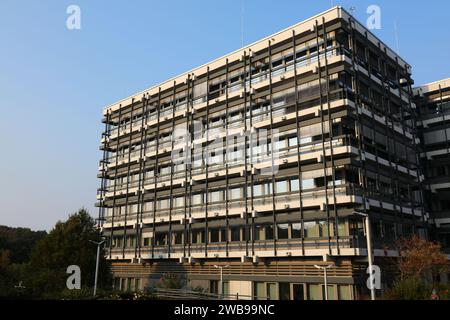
0, 209, 112, 299
0, 225, 46, 263
397, 235, 448, 282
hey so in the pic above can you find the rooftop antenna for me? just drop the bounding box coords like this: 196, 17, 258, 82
394, 20, 400, 55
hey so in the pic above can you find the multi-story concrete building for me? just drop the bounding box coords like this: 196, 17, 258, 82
415, 79, 450, 254
96, 7, 426, 300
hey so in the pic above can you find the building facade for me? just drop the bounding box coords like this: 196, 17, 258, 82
96, 7, 427, 300
415, 79, 450, 254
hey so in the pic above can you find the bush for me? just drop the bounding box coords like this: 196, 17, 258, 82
387, 278, 429, 300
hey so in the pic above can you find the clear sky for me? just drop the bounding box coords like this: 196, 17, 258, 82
0, 0, 449, 231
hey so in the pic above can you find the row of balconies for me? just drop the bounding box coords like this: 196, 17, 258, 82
104, 236, 401, 261
99, 93, 416, 173
97, 139, 420, 202
100, 188, 424, 231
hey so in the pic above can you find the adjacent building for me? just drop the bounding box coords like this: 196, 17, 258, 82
415, 79, 450, 254
96, 6, 427, 299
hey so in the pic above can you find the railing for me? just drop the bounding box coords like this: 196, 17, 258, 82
144, 288, 266, 300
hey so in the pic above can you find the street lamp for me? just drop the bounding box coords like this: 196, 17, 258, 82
314, 264, 333, 300
354, 211, 376, 301
89, 239, 105, 297
213, 265, 230, 299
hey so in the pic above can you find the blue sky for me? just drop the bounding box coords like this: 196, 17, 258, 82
0, 0, 449, 231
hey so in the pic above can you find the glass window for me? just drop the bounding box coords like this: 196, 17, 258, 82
290, 178, 300, 192
304, 221, 318, 238
210, 229, 220, 243
223, 281, 230, 296
288, 136, 298, 147
158, 198, 169, 209
254, 282, 267, 300
229, 187, 242, 200
192, 193, 203, 205
254, 225, 265, 241
302, 179, 315, 190
209, 190, 223, 203
210, 280, 219, 294
277, 224, 289, 239
191, 230, 205, 244
274, 139, 286, 151
338, 285, 352, 300
135, 279, 141, 291
292, 223, 302, 238
155, 232, 166, 246
319, 221, 330, 238
253, 184, 262, 197
276, 180, 288, 194
174, 197, 184, 208
299, 136, 312, 145
267, 283, 278, 300
293, 284, 305, 300
279, 283, 290, 300
173, 231, 183, 245
231, 227, 240, 242
308, 284, 322, 300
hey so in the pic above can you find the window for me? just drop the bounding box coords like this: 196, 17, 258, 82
338, 285, 352, 300
267, 283, 277, 300
174, 197, 184, 208
279, 283, 290, 300
135, 279, 141, 291
288, 136, 298, 147
210, 229, 220, 243
253, 184, 262, 197
277, 224, 289, 239
210, 280, 219, 294
158, 198, 170, 209
223, 281, 230, 296
293, 284, 305, 300
304, 221, 318, 238
143, 201, 153, 212
299, 136, 312, 145
191, 230, 205, 244
155, 233, 166, 246
254, 224, 273, 240
325, 285, 337, 300
308, 284, 322, 300
192, 193, 203, 205
302, 179, 315, 190
209, 190, 223, 203
229, 187, 242, 200
254, 282, 267, 300
319, 221, 330, 238
276, 180, 288, 194
173, 231, 183, 245
231, 227, 240, 241
292, 223, 302, 238
290, 178, 300, 192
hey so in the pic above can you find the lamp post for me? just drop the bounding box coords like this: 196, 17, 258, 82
354, 211, 375, 300
89, 239, 105, 297
213, 265, 230, 299
314, 264, 333, 300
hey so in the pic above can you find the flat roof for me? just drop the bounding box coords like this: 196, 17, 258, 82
414, 78, 450, 94
103, 6, 410, 113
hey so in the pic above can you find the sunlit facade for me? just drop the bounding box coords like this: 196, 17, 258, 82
96, 7, 425, 299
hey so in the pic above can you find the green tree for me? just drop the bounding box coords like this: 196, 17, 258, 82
24, 209, 111, 298
0, 226, 46, 263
